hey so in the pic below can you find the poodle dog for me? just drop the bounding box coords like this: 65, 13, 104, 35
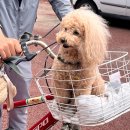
52, 9, 110, 107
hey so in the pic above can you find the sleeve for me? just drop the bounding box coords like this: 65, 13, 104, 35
48, 0, 74, 21
0, 24, 2, 29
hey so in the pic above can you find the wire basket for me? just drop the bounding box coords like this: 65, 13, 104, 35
35, 51, 130, 126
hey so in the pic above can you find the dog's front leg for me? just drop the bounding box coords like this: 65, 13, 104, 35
52, 80, 73, 112
91, 75, 105, 96
74, 81, 92, 97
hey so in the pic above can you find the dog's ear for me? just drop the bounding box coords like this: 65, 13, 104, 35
80, 10, 111, 64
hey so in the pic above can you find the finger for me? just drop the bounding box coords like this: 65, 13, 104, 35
8, 41, 16, 56
0, 50, 7, 59
3, 46, 11, 58
13, 40, 22, 54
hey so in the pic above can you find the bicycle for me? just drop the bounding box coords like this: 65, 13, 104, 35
2, 31, 130, 130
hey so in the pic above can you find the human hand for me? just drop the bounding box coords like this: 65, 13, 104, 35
0, 32, 22, 59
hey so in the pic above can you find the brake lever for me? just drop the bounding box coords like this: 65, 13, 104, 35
21, 32, 37, 59
4, 32, 42, 66
15, 53, 37, 65
13, 32, 37, 65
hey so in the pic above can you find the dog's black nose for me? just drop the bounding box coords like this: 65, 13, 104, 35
60, 37, 69, 48
60, 37, 67, 44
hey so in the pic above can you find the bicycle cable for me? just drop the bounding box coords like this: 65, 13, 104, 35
34, 23, 60, 54
41, 23, 60, 39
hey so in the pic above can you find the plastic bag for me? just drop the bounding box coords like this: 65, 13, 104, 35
0, 67, 17, 111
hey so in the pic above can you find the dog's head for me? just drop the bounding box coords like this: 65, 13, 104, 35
56, 9, 111, 64
56, 9, 85, 49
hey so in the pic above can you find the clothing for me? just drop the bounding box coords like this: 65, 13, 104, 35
0, 1, 39, 129
0, 0, 39, 38
0, 0, 73, 130
18, 0, 22, 6
48, 0, 74, 21
0, 25, 2, 29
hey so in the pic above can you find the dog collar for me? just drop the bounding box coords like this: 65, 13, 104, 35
57, 54, 80, 65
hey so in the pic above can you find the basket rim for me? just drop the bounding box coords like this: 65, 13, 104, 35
36, 51, 128, 73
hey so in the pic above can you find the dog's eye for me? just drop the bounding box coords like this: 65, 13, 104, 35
73, 30, 79, 36
64, 28, 67, 31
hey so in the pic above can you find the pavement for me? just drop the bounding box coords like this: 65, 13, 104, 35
33, 0, 59, 35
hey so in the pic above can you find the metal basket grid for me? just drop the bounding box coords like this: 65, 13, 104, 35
35, 51, 130, 126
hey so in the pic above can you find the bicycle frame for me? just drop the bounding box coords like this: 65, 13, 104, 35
2, 39, 58, 130
29, 113, 57, 130
3, 95, 57, 130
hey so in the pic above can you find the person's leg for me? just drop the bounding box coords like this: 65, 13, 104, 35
5, 62, 32, 130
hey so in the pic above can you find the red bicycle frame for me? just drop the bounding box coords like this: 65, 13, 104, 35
3, 95, 58, 130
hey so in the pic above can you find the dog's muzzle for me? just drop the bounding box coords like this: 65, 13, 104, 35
60, 38, 69, 48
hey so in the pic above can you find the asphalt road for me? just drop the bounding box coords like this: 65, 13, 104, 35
107, 18, 130, 53
2, 1, 130, 130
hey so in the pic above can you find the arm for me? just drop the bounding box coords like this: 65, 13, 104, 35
0, 25, 22, 59
48, 0, 74, 20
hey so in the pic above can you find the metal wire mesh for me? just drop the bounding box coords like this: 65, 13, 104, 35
35, 51, 130, 126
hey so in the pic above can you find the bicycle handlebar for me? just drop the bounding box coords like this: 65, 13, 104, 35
2, 38, 57, 66
26, 40, 56, 59
15, 32, 56, 64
